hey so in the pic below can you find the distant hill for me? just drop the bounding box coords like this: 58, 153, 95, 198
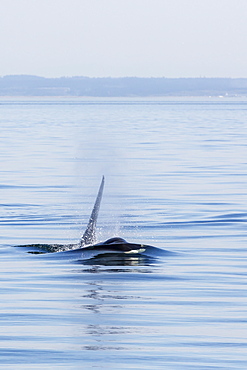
0, 75, 247, 96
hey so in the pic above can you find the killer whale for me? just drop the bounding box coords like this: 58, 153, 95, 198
17, 176, 168, 260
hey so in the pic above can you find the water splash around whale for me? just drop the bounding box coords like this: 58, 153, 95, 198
16, 177, 171, 264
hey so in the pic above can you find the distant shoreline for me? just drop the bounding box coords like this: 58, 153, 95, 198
1, 75, 247, 97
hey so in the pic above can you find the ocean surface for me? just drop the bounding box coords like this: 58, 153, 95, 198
0, 96, 247, 369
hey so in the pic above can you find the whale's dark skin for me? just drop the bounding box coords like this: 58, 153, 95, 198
16, 176, 168, 259
84, 237, 146, 252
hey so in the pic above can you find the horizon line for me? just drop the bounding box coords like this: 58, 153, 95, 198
1, 74, 247, 80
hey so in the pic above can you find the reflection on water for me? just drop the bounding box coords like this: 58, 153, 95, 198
75, 265, 156, 275
76, 253, 159, 267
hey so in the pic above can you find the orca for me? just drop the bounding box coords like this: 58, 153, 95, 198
18, 176, 168, 260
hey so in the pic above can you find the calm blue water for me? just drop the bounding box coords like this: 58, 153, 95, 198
1, 97, 247, 369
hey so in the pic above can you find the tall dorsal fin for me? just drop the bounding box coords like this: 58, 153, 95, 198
80, 176, 105, 246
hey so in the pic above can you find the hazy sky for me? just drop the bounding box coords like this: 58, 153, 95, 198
1, 0, 247, 78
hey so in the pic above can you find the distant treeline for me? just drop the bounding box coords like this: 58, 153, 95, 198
0, 75, 247, 96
